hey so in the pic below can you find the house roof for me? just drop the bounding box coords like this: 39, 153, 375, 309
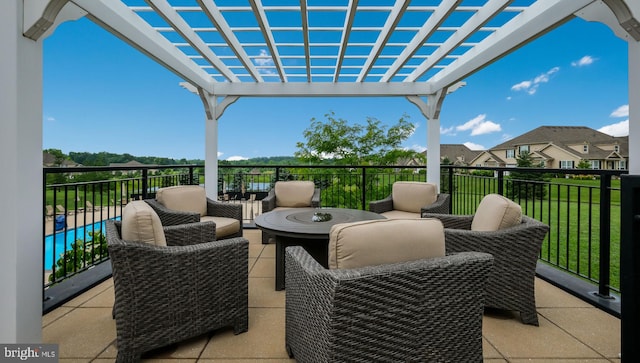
491, 125, 629, 159
424, 144, 482, 164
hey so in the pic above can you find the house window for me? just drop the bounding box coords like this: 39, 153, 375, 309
560, 160, 573, 169
590, 160, 600, 169
583, 145, 589, 153
519, 145, 529, 154
620, 160, 627, 169
506, 149, 515, 158
614, 145, 620, 153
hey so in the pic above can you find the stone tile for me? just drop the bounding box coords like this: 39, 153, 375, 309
260, 243, 276, 258
43, 307, 116, 359
249, 277, 285, 308
140, 334, 209, 360
96, 342, 117, 359
539, 307, 621, 359
249, 257, 258, 273
535, 278, 593, 308
483, 337, 502, 359
509, 360, 611, 363
249, 243, 265, 258
80, 286, 115, 308
482, 313, 600, 359
483, 360, 508, 363
42, 307, 73, 327
250, 257, 275, 278
62, 279, 113, 307
200, 308, 291, 360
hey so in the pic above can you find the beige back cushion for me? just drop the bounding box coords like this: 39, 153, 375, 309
274, 181, 315, 208
471, 194, 522, 231
156, 185, 207, 216
121, 201, 167, 246
328, 218, 445, 269
392, 182, 438, 213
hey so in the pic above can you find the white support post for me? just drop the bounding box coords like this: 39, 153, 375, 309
629, 39, 640, 174
197, 89, 219, 200
407, 89, 446, 192
0, 0, 44, 343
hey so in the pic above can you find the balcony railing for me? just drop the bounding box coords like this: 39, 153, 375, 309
43, 164, 624, 317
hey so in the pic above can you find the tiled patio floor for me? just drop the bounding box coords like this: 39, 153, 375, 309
42, 229, 621, 362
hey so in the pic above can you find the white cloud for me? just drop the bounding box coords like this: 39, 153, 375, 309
464, 142, 485, 150
610, 104, 629, 118
511, 67, 559, 95
254, 49, 275, 75
456, 114, 501, 136
571, 55, 595, 67
440, 126, 455, 135
598, 120, 629, 137
45, 116, 56, 122
501, 133, 513, 141
409, 144, 427, 153
217, 151, 223, 157
227, 155, 249, 161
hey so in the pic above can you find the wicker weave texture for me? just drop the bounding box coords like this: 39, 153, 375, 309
369, 193, 451, 215
106, 220, 249, 362
260, 188, 321, 244
285, 246, 493, 362
145, 197, 243, 238
424, 213, 550, 325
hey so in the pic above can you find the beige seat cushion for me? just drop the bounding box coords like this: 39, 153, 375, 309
328, 218, 445, 270
471, 194, 522, 231
201, 216, 240, 238
274, 181, 315, 208
121, 200, 167, 246
392, 182, 437, 213
380, 210, 421, 219
156, 185, 207, 216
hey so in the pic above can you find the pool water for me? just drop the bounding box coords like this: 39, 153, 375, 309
44, 217, 119, 270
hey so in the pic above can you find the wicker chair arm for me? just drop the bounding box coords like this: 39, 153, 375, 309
422, 212, 474, 229
421, 193, 451, 214
206, 198, 242, 220
262, 189, 276, 212
311, 188, 321, 208
368, 195, 393, 213
163, 221, 216, 246
144, 199, 200, 226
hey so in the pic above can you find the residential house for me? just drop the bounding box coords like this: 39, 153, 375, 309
424, 144, 483, 166
470, 126, 628, 170
42, 151, 80, 167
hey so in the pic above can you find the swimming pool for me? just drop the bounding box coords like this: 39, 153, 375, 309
44, 217, 119, 270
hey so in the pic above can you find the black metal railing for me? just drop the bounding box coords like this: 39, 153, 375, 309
43, 163, 625, 316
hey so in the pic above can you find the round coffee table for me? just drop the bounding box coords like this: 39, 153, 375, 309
255, 208, 386, 290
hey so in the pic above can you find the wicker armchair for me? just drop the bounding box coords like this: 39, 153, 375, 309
106, 220, 249, 362
423, 212, 549, 325
285, 246, 493, 362
369, 181, 450, 217
145, 185, 243, 239
261, 181, 321, 244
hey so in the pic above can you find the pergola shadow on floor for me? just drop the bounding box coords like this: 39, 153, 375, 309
42, 229, 621, 362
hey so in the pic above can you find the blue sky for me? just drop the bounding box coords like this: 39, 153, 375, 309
43, 15, 629, 161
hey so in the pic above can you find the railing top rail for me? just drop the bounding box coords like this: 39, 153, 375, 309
44, 164, 201, 173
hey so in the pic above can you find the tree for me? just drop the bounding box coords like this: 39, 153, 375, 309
577, 159, 591, 169
49, 230, 108, 282
507, 151, 547, 199
294, 112, 420, 166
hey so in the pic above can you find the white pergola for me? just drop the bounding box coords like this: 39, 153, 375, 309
1, 0, 638, 346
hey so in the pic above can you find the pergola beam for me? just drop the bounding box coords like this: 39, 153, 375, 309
250, 0, 287, 82
210, 82, 432, 97
72, 0, 215, 92
382, 0, 461, 82
333, 0, 358, 82
197, 0, 264, 82
427, 0, 596, 92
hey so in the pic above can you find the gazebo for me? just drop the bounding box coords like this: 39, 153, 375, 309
2, 0, 639, 358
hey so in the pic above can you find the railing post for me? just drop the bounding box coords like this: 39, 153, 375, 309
142, 168, 148, 200
497, 170, 504, 196
189, 166, 194, 185
597, 174, 612, 298
361, 167, 367, 210
621, 174, 640, 362
275, 167, 280, 183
